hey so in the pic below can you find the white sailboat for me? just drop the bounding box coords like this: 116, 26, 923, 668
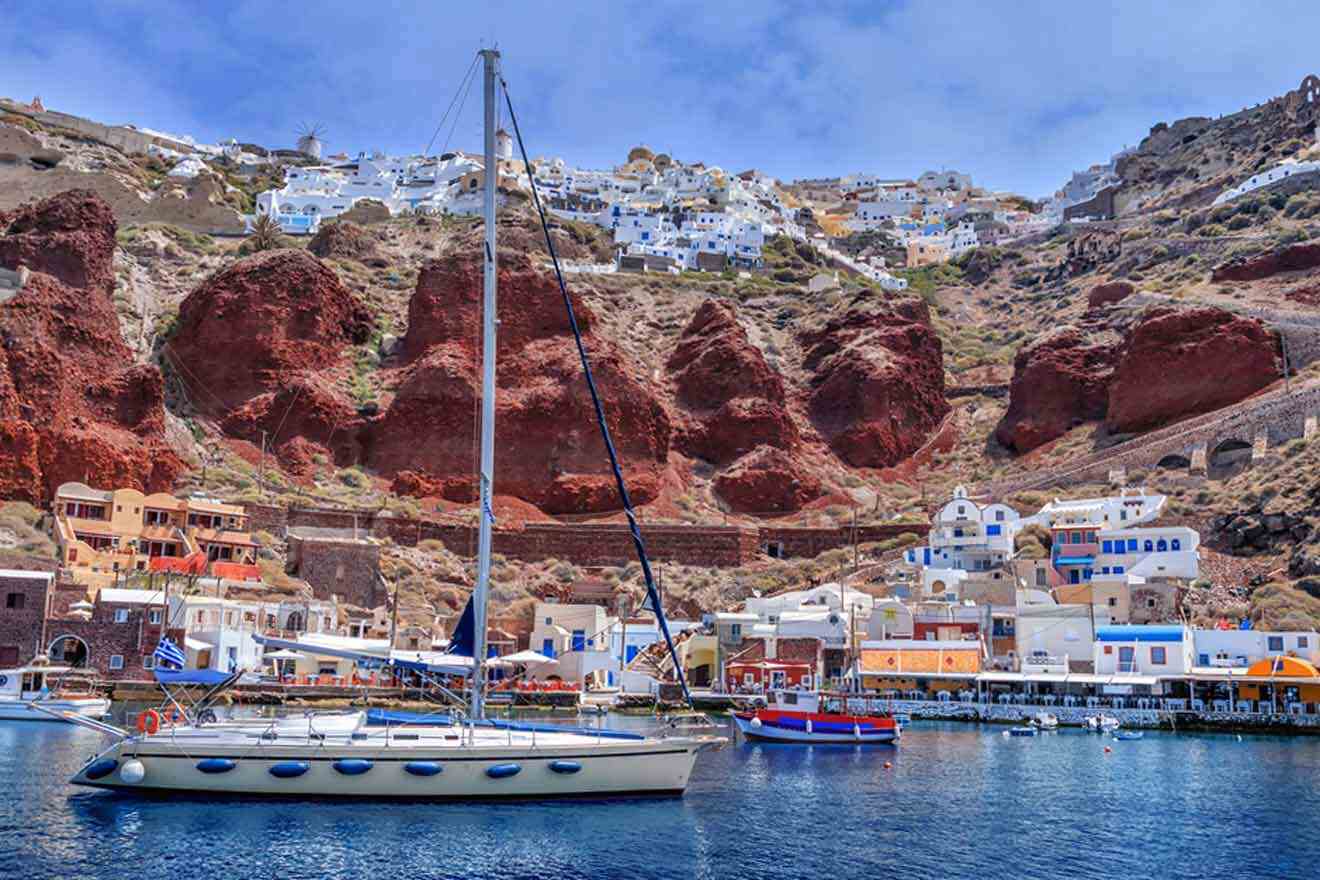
61, 48, 722, 799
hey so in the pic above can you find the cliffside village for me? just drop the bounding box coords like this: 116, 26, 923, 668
3, 480, 1318, 712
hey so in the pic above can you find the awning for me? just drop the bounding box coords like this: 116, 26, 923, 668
1054, 555, 1095, 566
184, 637, 212, 652
263, 649, 303, 661
502, 649, 558, 666
979, 672, 1025, 683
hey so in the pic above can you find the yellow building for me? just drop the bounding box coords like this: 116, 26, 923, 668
1239, 656, 1320, 703
906, 238, 950, 267
52, 483, 257, 588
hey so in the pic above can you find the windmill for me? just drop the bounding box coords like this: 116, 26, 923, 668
296, 122, 326, 160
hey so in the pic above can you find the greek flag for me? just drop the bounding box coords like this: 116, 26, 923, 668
153, 636, 186, 670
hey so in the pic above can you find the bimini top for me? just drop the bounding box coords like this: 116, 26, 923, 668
1096, 625, 1185, 643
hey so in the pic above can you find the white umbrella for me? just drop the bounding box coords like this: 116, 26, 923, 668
502, 649, 558, 666
264, 649, 304, 661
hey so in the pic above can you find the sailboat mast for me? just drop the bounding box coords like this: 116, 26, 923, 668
470, 47, 500, 721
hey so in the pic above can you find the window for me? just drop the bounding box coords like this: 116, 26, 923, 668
730, 623, 742, 638
1127, 539, 1138, 552
995, 511, 1005, 522
1107, 597, 1118, 607
1113, 566, 1125, 575
148, 609, 162, 625
1268, 636, 1284, 652
1102, 540, 1113, 554
1071, 531, 1082, 544
1144, 540, 1154, 552
109, 655, 124, 670
986, 525, 1001, 536
4, 592, 24, 610
113, 608, 129, 624
143, 655, 156, 670
1104, 645, 1113, 655
1300, 637, 1310, 649
1171, 539, 1181, 551
1150, 647, 1167, 665
1156, 539, 1168, 552
1118, 646, 1134, 665
1147, 598, 1156, 608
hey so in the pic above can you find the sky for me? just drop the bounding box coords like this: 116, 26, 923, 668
3, 1, 1319, 197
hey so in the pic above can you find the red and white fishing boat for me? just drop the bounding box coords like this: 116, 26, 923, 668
733, 691, 900, 744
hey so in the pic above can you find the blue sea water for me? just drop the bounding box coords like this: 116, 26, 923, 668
1, 715, 1318, 880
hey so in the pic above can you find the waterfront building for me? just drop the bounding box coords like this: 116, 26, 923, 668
52, 483, 258, 588
904, 485, 1021, 599
1191, 627, 1319, 668
0, 569, 54, 666
1094, 625, 1193, 679
855, 638, 983, 693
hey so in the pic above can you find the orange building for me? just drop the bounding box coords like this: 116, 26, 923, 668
858, 639, 983, 690
1239, 656, 1320, 703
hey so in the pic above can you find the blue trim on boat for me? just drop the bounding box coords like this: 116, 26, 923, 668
196, 758, 237, 774
332, 759, 374, 776
549, 760, 582, 774
85, 759, 118, 780
366, 709, 453, 727
486, 763, 521, 779
404, 761, 444, 777
269, 761, 310, 778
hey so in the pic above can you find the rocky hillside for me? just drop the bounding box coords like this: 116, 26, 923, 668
1, 77, 1320, 623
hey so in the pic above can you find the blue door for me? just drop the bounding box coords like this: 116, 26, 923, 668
626, 645, 639, 663
1069, 569, 1080, 584
542, 638, 555, 658
571, 630, 586, 653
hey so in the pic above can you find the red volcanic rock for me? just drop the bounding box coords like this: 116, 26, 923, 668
799, 302, 948, 468
1087, 280, 1135, 310
667, 300, 796, 465
0, 191, 183, 500
0, 189, 116, 291
401, 250, 588, 362
170, 249, 373, 411
377, 252, 670, 514
995, 329, 1117, 453
1106, 307, 1281, 433
681, 397, 799, 466
667, 300, 784, 409
219, 378, 367, 470
712, 446, 824, 514
1211, 242, 1320, 282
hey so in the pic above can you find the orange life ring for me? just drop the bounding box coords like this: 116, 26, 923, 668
137, 709, 161, 735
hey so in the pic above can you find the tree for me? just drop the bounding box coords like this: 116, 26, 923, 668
245, 214, 286, 253
1014, 524, 1053, 560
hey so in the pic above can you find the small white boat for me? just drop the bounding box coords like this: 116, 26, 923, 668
1005, 725, 1039, 737
1085, 714, 1121, 732
1031, 711, 1059, 731
0, 664, 110, 722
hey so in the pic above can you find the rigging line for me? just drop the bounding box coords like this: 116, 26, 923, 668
440, 58, 480, 160
423, 54, 480, 157
500, 80, 693, 707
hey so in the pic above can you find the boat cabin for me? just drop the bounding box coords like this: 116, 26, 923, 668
0, 665, 80, 698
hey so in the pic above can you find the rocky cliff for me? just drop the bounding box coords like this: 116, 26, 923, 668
0, 190, 183, 500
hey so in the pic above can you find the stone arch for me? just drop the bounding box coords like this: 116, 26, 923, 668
47, 634, 89, 668
1156, 453, 1191, 470
285, 611, 305, 632
1209, 438, 1253, 474
1300, 74, 1319, 107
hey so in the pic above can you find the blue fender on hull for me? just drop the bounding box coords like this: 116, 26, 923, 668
84, 759, 118, 780
196, 758, 237, 774
404, 761, 444, 777
548, 760, 582, 774
486, 763, 522, 779
269, 761, 310, 778
332, 759, 374, 776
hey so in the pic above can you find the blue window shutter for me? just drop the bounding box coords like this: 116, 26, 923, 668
1102, 540, 1112, 553
1127, 539, 1138, 552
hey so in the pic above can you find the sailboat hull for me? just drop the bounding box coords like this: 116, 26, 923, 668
70, 729, 714, 799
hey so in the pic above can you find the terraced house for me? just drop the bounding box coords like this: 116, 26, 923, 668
51, 483, 260, 588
